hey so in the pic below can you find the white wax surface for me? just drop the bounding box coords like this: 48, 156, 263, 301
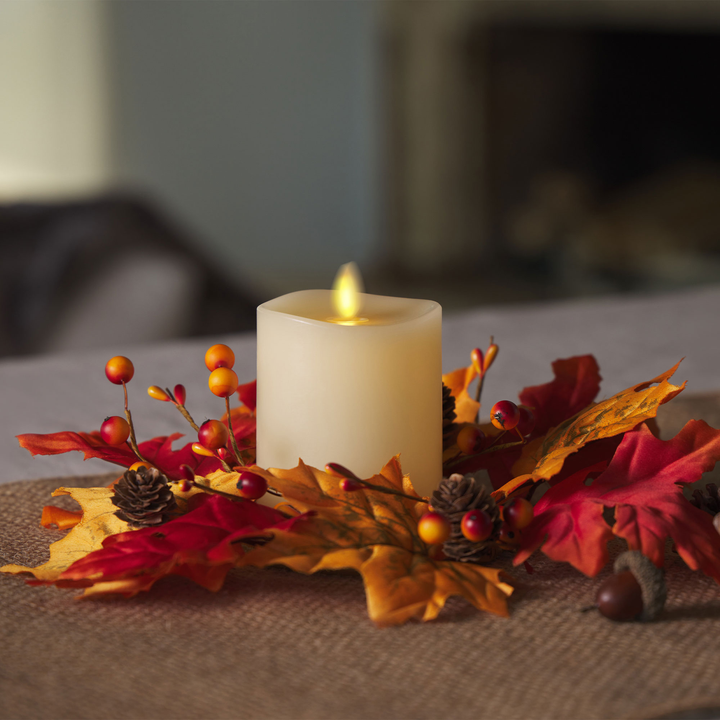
256, 290, 442, 497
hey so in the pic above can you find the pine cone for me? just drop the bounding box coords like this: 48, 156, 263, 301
431, 473, 501, 563
442, 383, 458, 450
690, 483, 720, 515
112, 466, 177, 527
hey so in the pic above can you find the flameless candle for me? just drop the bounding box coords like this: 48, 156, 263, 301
256, 265, 442, 497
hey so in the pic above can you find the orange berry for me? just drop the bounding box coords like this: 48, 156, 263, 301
484, 342, 499, 372
208, 367, 239, 398
105, 356, 134, 384
100, 416, 130, 445
471, 347, 484, 374
457, 425, 485, 455
205, 344, 235, 371
503, 497, 534, 530
147, 386, 170, 402
191, 442, 216, 457
198, 419, 229, 450
418, 511, 451, 545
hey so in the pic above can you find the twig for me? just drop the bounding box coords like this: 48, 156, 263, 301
225, 396, 246, 466
122, 381, 150, 465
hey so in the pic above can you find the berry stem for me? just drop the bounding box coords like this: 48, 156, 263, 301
473, 335, 493, 422
225, 396, 246, 466
122, 381, 150, 465
328, 463, 428, 504
166, 387, 201, 432
445, 438, 525, 470
172, 477, 280, 501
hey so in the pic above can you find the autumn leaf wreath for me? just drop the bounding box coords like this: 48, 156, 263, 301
3, 342, 720, 628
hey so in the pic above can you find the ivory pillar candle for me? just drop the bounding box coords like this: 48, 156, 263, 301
256, 289, 442, 497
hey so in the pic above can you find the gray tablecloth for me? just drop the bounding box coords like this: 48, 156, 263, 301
2, 285, 720, 484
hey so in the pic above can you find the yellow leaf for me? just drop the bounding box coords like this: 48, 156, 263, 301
242, 457, 513, 626
1, 487, 130, 581
493, 362, 685, 500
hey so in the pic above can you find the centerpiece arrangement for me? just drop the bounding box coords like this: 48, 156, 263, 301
3, 266, 720, 628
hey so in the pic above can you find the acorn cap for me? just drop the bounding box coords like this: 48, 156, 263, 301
613, 550, 667, 621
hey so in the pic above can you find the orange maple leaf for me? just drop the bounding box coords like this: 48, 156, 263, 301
243, 457, 513, 627
493, 361, 686, 500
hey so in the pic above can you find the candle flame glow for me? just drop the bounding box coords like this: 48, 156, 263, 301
332, 262, 364, 320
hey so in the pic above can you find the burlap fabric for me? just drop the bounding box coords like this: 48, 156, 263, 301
2, 397, 720, 720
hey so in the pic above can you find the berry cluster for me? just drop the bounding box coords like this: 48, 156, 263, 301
417, 496, 534, 551
100, 345, 267, 503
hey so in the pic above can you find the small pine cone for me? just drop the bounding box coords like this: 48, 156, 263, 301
442, 383, 458, 450
112, 466, 177, 528
690, 483, 720, 515
431, 473, 501, 563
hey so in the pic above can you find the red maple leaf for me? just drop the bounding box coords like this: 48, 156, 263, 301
519, 355, 601, 436
515, 420, 720, 580
17, 416, 256, 480
51, 493, 306, 596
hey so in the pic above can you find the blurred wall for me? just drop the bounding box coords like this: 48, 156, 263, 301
107, 1, 381, 299
0, 1, 112, 198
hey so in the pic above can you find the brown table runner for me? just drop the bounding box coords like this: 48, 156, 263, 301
2, 396, 720, 720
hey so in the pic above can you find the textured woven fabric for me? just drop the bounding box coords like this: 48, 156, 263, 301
3, 396, 720, 720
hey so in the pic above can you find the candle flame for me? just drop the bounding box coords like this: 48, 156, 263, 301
332, 262, 364, 320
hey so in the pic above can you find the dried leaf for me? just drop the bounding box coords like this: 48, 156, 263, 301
242, 457, 513, 626
514, 421, 720, 581
503, 361, 685, 492
442, 365, 479, 424
2, 487, 130, 581
55, 494, 302, 597
40, 505, 82, 531
445, 355, 602, 488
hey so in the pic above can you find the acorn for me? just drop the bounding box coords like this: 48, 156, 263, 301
595, 551, 667, 622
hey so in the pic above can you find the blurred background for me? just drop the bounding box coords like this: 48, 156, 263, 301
2, 0, 720, 357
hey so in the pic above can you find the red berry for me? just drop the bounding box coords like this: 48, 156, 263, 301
237, 471, 268, 500
198, 419, 229, 450
179, 464, 195, 482
503, 497, 534, 530
516, 406, 536, 436
147, 386, 170, 402
205, 344, 235, 371
105, 356, 134, 385
596, 571, 644, 621
174, 384, 187, 405
498, 522, 519, 545
325, 462, 358, 479
418, 511, 451, 545
179, 480, 193, 493
457, 425, 485, 455
208, 367, 239, 398
100, 416, 130, 445
491, 400, 520, 430
217, 447, 229, 461
461, 509, 494, 542
340, 478, 363, 492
